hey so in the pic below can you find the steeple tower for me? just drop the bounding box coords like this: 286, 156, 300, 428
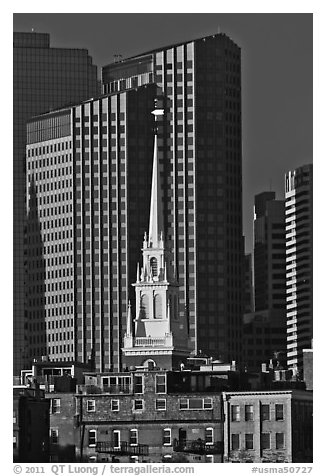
122, 100, 189, 370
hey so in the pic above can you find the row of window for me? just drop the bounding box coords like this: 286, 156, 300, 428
231, 404, 284, 422
50, 427, 215, 448
231, 432, 285, 450
27, 140, 71, 158
85, 397, 213, 413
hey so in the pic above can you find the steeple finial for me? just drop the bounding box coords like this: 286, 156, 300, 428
149, 102, 164, 248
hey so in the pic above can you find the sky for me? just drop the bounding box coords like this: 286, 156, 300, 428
13, 12, 313, 252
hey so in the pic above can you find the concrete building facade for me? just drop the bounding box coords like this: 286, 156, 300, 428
285, 164, 313, 371
222, 390, 312, 463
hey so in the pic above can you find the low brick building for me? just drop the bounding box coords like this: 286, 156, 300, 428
222, 389, 312, 463
75, 369, 225, 463
47, 389, 78, 462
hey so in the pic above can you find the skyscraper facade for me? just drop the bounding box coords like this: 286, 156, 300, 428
102, 33, 244, 363
25, 32, 244, 371
243, 192, 287, 372
253, 192, 286, 312
14, 32, 100, 374
26, 85, 158, 371
285, 164, 313, 371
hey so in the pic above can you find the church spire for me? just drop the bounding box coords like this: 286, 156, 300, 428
149, 102, 164, 248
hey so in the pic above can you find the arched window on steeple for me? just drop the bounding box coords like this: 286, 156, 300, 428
150, 257, 158, 277
140, 294, 149, 319
154, 294, 162, 319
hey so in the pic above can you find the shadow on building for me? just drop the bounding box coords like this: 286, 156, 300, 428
25, 178, 46, 367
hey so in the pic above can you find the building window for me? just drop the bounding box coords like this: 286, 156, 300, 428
134, 375, 143, 394
203, 398, 213, 409
231, 405, 240, 421
88, 430, 96, 447
261, 433, 271, 450
245, 433, 254, 450
162, 455, 172, 462
261, 404, 270, 421
111, 400, 119, 412
134, 399, 144, 411
179, 397, 212, 410
205, 427, 214, 445
245, 404, 254, 421
205, 455, 214, 463
113, 430, 120, 449
276, 433, 285, 449
87, 400, 95, 412
156, 375, 166, 393
163, 428, 171, 446
275, 404, 284, 421
231, 434, 240, 450
13, 411, 17, 424
50, 428, 59, 445
156, 399, 167, 411
51, 398, 61, 414
129, 429, 138, 446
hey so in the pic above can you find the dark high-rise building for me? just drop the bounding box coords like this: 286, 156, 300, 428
102, 33, 244, 363
25, 33, 244, 371
253, 192, 286, 312
285, 164, 313, 372
13, 32, 101, 375
243, 192, 287, 372
244, 253, 254, 314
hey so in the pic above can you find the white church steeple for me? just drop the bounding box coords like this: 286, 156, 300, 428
122, 99, 189, 370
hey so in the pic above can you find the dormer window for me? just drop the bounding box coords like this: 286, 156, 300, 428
150, 257, 158, 276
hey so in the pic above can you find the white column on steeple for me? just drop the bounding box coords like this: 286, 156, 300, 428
126, 301, 132, 337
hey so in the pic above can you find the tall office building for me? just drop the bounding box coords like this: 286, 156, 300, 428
254, 192, 286, 312
285, 164, 313, 371
244, 253, 254, 314
26, 85, 158, 371
13, 32, 101, 374
243, 192, 287, 371
26, 32, 244, 371
102, 33, 244, 363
